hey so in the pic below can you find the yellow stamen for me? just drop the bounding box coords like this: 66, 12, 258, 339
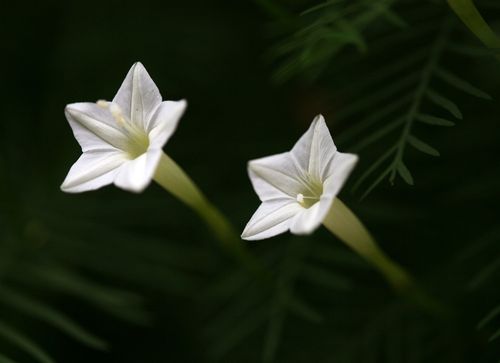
296, 193, 304, 203
96, 100, 109, 108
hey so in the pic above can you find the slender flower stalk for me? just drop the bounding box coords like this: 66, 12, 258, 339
324, 200, 445, 313
153, 153, 248, 261
322, 198, 411, 289
241, 115, 417, 293
61, 62, 247, 262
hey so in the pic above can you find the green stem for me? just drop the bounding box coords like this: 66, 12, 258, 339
323, 198, 411, 290
153, 152, 252, 266
448, 0, 500, 59
323, 198, 446, 314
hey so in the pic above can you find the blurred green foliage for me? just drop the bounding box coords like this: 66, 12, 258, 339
1, 0, 500, 362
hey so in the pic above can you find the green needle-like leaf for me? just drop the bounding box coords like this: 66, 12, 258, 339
352, 117, 405, 152
426, 89, 463, 119
0, 353, 20, 363
0, 287, 108, 350
397, 162, 414, 185
416, 114, 456, 126
353, 147, 396, 193
436, 67, 492, 99
478, 305, 500, 330
408, 135, 440, 156
361, 166, 393, 200
0, 322, 55, 363
489, 328, 500, 342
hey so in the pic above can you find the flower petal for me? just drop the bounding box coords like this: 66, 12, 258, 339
112, 62, 162, 130
148, 100, 187, 150
113, 148, 162, 193
289, 196, 333, 235
61, 150, 127, 193
241, 199, 302, 240
248, 152, 312, 201
290, 115, 337, 182
65, 103, 129, 152
323, 152, 358, 198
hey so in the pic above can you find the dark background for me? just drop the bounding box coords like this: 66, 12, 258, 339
1, 0, 500, 362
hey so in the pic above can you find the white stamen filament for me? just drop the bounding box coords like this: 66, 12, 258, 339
296, 193, 317, 202
109, 103, 127, 126
95, 100, 149, 157
296, 192, 320, 208
96, 100, 133, 130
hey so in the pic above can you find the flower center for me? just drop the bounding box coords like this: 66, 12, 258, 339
295, 180, 323, 208
296, 193, 319, 208
97, 100, 149, 159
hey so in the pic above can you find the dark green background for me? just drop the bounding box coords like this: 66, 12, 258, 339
1, 0, 500, 362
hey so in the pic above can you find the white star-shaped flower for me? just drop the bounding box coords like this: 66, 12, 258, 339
241, 115, 358, 240
61, 62, 187, 193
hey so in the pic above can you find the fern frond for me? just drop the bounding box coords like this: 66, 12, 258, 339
26, 265, 150, 325
0, 210, 157, 362
385, 19, 452, 185
271, 0, 401, 82
201, 236, 377, 362
478, 305, 500, 338
339, 16, 492, 196
0, 286, 107, 350
0, 321, 55, 363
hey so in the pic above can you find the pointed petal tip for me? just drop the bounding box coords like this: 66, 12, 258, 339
290, 227, 315, 236
240, 217, 276, 241
121, 184, 148, 194
312, 114, 326, 126
64, 102, 98, 117
247, 158, 256, 170
132, 61, 145, 70
60, 187, 83, 194
246, 157, 269, 177
112, 153, 158, 194
246, 158, 260, 175
60, 182, 72, 193
64, 103, 76, 115
113, 178, 151, 194
240, 232, 251, 241
246, 152, 287, 171
128, 61, 149, 81
60, 178, 108, 194
175, 99, 188, 112
315, 113, 325, 121
240, 225, 252, 240
345, 152, 360, 166
60, 181, 86, 194
60, 174, 75, 193
289, 219, 321, 236
240, 230, 263, 241
64, 104, 84, 121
